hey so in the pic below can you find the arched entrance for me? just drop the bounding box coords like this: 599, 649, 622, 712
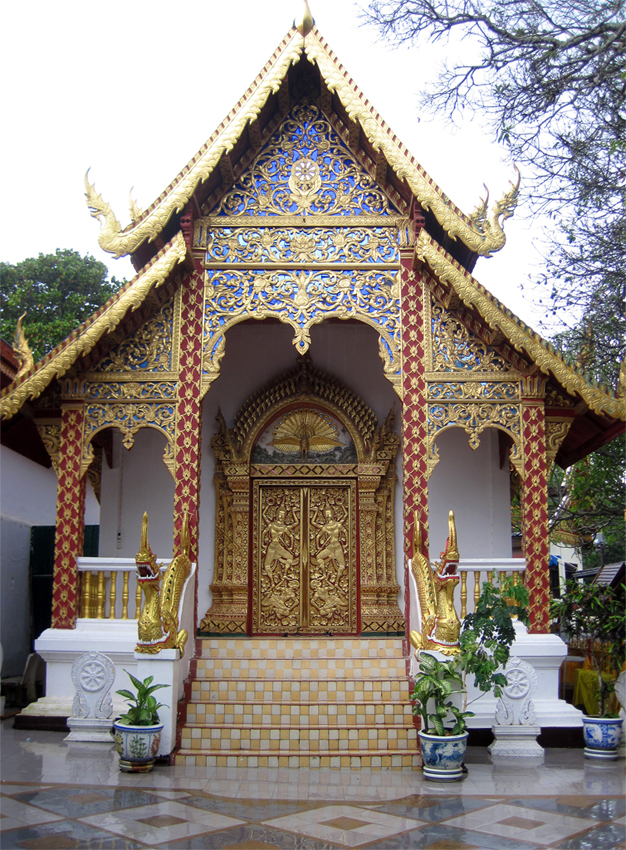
200, 356, 404, 636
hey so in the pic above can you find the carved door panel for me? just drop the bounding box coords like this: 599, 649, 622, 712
252, 480, 358, 634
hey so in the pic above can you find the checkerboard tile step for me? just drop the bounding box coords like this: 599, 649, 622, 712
180, 723, 417, 751
198, 638, 405, 660
172, 750, 421, 769
195, 656, 407, 678
191, 677, 409, 702
185, 700, 414, 726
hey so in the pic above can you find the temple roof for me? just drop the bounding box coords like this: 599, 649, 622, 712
84, 26, 519, 272
0, 21, 623, 468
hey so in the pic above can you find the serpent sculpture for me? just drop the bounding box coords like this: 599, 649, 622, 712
135, 511, 192, 657
409, 510, 461, 657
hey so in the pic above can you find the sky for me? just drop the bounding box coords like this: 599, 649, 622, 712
1, 0, 547, 331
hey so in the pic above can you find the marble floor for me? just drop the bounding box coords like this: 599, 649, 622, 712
1, 724, 624, 849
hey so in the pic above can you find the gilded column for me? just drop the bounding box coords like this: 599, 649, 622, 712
51, 403, 87, 629
400, 227, 429, 629
358, 467, 382, 631
520, 376, 551, 633
173, 272, 204, 560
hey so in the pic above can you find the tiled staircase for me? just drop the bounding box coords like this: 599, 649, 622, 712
173, 638, 420, 769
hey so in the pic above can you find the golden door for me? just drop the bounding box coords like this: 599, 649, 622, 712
251, 480, 358, 634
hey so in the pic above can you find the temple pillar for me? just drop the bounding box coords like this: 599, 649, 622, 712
520, 376, 551, 633
51, 403, 87, 629
400, 234, 429, 629
358, 466, 382, 631
173, 273, 204, 561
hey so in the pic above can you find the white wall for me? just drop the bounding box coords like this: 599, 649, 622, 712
197, 319, 404, 625
0, 445, 100, 677
99, 427, 175, 559
427, 427, 512, 560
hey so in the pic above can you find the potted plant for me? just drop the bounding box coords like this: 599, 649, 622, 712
550, 578, 625, 760
113, 670, 169, 773
412, 575, 529, 781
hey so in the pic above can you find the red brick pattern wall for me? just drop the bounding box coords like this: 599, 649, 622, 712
521, 399, 551, 633
173, 274, 204, 561
400, 256, 429, 627
51, 405, 86, 629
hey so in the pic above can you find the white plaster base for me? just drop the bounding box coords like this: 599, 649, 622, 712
65, 716, 114, 743
25, 620, 139, 719
488, 725, 544, 758
466, 622, 583, 731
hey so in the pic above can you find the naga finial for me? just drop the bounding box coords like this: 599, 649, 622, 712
136, 511, 157, 568
129, 188, 143, 223
295, 0, 315, 36
13, 312, 34, 380
436, 510, 459, 574
470, 166, 521, 255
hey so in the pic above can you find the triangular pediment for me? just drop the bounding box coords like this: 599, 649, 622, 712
210, 100, 399, 219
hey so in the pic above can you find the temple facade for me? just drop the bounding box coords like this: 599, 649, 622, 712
2, 20, 623, 757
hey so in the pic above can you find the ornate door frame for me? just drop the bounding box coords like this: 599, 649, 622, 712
199, 356, 404, 636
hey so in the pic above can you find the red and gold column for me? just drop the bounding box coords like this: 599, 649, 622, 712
520, 376, 551, 633
51, 403, 86, 629
400, 244, 429, 626
173, 272, 204, 562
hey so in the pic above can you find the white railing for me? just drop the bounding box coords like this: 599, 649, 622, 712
457, 559, 526, 618
77, 557, 168, 620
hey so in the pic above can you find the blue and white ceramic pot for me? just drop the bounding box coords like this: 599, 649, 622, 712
582, 716, 623, 760
418, 730, 469, 781
113, 720, 163, 772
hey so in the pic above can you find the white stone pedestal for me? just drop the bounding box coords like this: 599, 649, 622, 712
489, 725, 544, 758
65, 716, 114, 743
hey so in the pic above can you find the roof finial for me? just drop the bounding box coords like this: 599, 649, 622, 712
295, 0, 314, 37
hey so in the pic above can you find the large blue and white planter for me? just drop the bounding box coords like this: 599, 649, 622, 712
582, 716, 623, 760
113, 720, 164, 772
418, 730, 469, 781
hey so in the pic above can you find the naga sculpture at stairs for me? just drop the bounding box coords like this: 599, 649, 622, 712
409, 510, 461, 657
135, 511, 192, 656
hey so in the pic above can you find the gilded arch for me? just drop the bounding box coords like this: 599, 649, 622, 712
200, 357, 405, 635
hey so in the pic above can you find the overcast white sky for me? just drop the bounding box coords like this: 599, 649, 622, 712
1, 0, 548, 331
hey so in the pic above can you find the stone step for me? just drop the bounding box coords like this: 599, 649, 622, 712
180, 723, 417, 751
173, 750, 421, 769
197, 637, 406, 660
190, 677, 411, 703
185, 700, 414, 727
194, 656, 407, 679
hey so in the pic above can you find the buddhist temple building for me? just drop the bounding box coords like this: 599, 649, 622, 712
1, 11, 623, 766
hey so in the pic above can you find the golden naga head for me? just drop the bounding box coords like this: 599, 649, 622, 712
136, 512, 159, 580
436, 510, 460, 577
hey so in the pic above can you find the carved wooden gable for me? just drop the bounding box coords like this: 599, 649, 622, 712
194, 101, 404, 398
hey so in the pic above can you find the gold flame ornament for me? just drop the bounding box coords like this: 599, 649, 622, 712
13, 312, 34, 380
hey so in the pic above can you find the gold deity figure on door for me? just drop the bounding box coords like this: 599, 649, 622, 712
263, 509, 297, 586
314, 507, 346, 583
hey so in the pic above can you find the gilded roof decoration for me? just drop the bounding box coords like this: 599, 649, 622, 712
0, 233, 187, 420
417, 230, 625, 420
202, 226, 399, 264
431, 298, 509, 373
84, 26, 517, 259
94, 301, 174, 373
214, 102, 397, 218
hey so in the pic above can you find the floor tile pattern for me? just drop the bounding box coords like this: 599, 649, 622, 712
1, 727, 625, 849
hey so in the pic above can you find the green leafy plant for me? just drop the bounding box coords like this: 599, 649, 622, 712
116, 670, 168, 726
411, 575, 530, 735
550, 579, 625, 716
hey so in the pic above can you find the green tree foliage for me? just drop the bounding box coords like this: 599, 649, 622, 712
362, 0, 626, 373
363, 0, 625, 566
0, 250, 123, 363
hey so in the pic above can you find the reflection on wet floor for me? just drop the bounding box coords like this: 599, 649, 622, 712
1, 726, 624, 849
